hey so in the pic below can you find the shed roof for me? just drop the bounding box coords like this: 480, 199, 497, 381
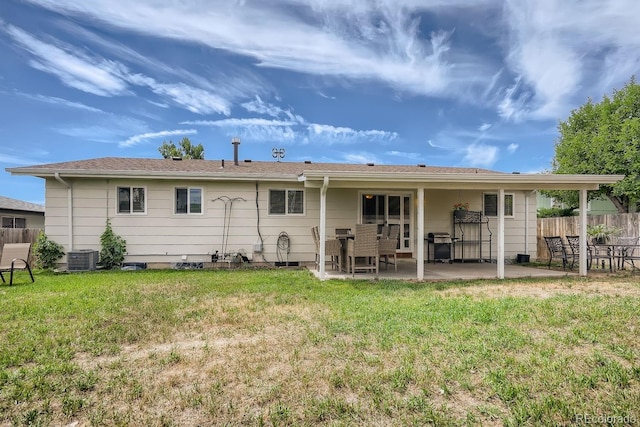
0, 195, 45, 213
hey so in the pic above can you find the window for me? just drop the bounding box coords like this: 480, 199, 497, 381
483, 193, 514, 217
117, 186, 146, 214
1, 217, 26, 228
269, 189, 304, 215
175, 187, 202, 214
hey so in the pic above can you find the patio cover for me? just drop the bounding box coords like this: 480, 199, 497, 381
298, 170, 625, 280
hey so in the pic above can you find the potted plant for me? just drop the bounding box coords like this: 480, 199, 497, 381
587, 224, 620, 244
453, 202, 470, 219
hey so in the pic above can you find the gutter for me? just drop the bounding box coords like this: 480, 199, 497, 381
54, 173, 73, 251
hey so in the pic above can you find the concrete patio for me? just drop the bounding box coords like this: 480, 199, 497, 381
309, 259, 577, 281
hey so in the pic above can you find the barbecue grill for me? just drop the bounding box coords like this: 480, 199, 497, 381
426, 232, 452, 263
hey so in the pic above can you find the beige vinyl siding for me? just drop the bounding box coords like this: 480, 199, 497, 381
45, 177, 323, 264
423, 189, 537, 262
45, 175, 540, 266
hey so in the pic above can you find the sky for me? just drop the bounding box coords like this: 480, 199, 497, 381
1, 0, 640, 205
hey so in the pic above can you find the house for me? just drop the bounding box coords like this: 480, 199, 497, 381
537, 193, 619, 215
6, 146, 623, 279
0, 195, 45, 229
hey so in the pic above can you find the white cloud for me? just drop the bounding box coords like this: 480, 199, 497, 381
182, 118, 297, 127
4, 23, 129, 96
126, 74, 231, 115
478, 123, 492, 132
342, 152, 382, 164
120, 129, 197, 147
22, 0, 499, 100
184, 117, 398, 146
308, 124, 398, 144
4, 24, 243, 115
497, 78, 530, 122
241, 96, 305, 123
463, 143, 498, 168
501, 0, 640, 120
18, 92, 104, 113
507, 143, 518, 153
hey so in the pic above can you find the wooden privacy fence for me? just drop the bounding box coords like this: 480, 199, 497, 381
537, 213, 640, 260
0, 228, 40, 250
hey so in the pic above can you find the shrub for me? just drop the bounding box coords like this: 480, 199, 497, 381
99, 219, 126, 270
537, 207, 577, 218
32, 231, 65, 269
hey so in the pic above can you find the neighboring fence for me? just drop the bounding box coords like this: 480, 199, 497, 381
537, 213, 640, 260
0, 228, 41, 249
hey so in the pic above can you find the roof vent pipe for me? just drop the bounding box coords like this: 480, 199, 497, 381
232, 137, 240, 165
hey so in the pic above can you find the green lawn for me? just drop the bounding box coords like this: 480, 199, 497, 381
0, 269, 639, 426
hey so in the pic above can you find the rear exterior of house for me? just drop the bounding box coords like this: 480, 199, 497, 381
8, 156, 622, 277
16, 157, 538, 268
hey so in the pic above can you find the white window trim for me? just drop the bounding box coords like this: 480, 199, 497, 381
174, 187, 204, 215
268, 188, 306, 216
116, 185, 147, 215
483, 192, 515, 218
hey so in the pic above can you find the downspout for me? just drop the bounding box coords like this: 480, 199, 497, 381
319, 176, 329, 280
54, 173, 73, 251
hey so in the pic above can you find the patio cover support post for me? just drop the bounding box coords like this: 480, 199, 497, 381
417, 188, 424, 280
497, 188, 505, 279
319, 176, 329, 280
579, 189, 588, 276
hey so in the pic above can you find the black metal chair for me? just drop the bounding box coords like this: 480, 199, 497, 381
615, 236, 640, 270
565, 236, 581, 270
586, 240, 613, 271
543, 236, 568, 270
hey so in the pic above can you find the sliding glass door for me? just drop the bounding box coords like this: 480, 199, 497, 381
360, 193, 412, 253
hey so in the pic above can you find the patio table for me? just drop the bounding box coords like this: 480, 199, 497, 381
589, 243, 640, 271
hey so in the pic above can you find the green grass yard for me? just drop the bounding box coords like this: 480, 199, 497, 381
0, 269, 639, 426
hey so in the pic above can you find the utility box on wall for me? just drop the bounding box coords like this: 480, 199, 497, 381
67, 250, 98, 271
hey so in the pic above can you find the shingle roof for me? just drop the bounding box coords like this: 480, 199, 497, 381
0, 195, 45, 213
7, 157, 499, 177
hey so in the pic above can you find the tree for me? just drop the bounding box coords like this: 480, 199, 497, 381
547, 77, 640, 213
158, 137, 204, 159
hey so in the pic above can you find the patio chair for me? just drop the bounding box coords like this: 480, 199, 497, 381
346, 224, 379, 278
565, 235, 582, 270
0, 243, 35, 286
586, 240, 614, 271
379, 225, 400, 272
615, 236, 640, 270
543, 236, 567, 270
311, 226, 342, 271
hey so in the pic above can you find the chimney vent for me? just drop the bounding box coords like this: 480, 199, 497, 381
232, 137, 240, 165
221, 159, 224, 168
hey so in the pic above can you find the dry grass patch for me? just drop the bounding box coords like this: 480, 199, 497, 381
1, 270, 638, 426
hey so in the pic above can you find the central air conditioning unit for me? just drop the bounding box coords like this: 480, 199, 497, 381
67, 250, 99, 272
